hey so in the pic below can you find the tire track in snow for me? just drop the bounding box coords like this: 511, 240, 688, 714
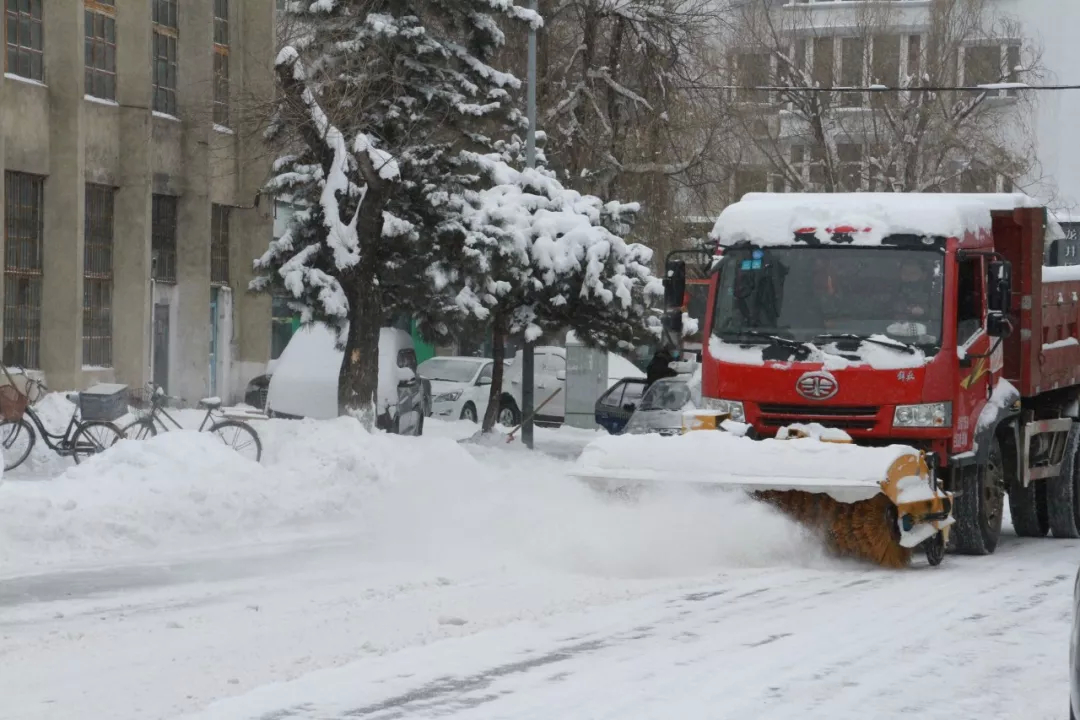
249, 535, 1080, 720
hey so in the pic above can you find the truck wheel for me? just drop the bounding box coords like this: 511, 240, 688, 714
1005, 429, 1050, 537
1048, 425, 1080, 538
950, 436, 1006, 555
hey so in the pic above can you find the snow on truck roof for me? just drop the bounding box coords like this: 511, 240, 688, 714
710, 192, 1046, 247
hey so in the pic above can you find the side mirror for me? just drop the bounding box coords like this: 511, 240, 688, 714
664, 259, 687, 310
477, 376, 492, 386
987, 259, 1013, 313
555, 369, 566, 382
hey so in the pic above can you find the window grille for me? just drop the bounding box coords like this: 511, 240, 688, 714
211, 204, 230, 285
152, 0, 178, 115
84, 184, 114, 367
3, 172, 44, 369
152, 194, 177, 283
85, 1, 117, 100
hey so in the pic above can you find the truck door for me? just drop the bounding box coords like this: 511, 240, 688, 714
955, 255, 991, 451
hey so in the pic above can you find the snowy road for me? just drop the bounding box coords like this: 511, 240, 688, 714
3, 530, 1076, 720
1, 412, 1077, 720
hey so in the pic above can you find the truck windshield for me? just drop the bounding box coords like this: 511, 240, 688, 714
712, 244, 945, 351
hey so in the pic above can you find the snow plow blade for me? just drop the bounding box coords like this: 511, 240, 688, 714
572, 414, 954, 568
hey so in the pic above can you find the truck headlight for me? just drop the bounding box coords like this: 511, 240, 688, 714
702, 397, 746, 423
434, 390, 462, 403
893, 402, 951, 428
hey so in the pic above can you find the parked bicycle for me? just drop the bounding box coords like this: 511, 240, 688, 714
122, 384, 263, 462
0, 375, 127, 471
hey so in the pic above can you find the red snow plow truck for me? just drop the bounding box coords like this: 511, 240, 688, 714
575, 192, 1080, 567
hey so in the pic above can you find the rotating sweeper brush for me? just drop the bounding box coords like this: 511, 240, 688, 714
571, 415, 955, 568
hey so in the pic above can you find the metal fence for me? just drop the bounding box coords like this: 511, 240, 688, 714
84, 184, 114, 367
3, 172, 44, 369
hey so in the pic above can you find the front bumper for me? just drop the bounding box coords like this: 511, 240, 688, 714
744, 401, 952, 443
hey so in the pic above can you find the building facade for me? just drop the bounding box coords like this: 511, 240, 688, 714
0, 0, 275, 402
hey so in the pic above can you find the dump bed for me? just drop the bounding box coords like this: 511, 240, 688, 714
996, 206, 1080, 397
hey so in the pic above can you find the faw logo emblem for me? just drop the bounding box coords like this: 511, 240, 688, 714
796, 372, 839, 401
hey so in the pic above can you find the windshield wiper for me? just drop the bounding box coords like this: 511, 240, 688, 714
813, 332, 916, 355
729, 330, 811, 351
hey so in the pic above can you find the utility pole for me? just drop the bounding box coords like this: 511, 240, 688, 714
521, 0, 538, 450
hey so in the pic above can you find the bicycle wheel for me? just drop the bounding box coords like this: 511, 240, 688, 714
71, 421, 125, 464
0, 417, 35, 471
120, 418, 158, 441
208, 420, 262, 462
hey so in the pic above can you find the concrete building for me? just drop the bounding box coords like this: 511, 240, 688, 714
0, 0, 275, 402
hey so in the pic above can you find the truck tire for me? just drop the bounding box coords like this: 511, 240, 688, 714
1004, 430, 1050, 537
1048, 425, 1080, 538
950, 436, 1006, 555
1008, 478, 1049, 537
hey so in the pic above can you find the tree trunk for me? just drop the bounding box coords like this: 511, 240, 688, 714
482, 312, 507, 433
338, 205, 385, 427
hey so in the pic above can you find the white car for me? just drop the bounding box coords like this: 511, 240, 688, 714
265, 323, 426, 435
498, 345, 645, 426
419, 356, 495, 423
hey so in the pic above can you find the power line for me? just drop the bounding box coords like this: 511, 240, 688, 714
679, 82, 1080, 93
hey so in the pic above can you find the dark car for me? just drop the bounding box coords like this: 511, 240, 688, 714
1072, 565, 1080, 719
594, 377, 648, 434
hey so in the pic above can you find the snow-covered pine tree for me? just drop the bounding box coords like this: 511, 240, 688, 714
445, 147, 662, 431
252, 0, 538, 424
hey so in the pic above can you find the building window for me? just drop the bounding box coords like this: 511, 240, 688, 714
3, 172, 44, 369
213, 0, 230, 126
85, 1, 117, 101
960, 164, 997, 193
84, 185, 114, 368
4, 0, 44, 82
152, 0, 178, 116
211, 204, 230, 285
733, 52, 770, 104
963, 42, 1022, 98
839, 37, 864, 108
151, 194, 177, 283
733, 168, 767, 200
871, 34, 900, 107
838, 143, 863, 191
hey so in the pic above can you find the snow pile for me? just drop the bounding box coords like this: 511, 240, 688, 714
776, 423, 851, 442
1043, 336, 1079, 350
711, 193, 995, 246
978, 378, 1020, 431
575, 431, 920, 504
709, 335, 930, 370
0, 427, 345, 570
0, 417, 828, 577
712, 192, 1047, 247
1044, 264, 1080, 283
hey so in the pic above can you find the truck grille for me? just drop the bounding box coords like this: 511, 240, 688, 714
757, 404, 879, 431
